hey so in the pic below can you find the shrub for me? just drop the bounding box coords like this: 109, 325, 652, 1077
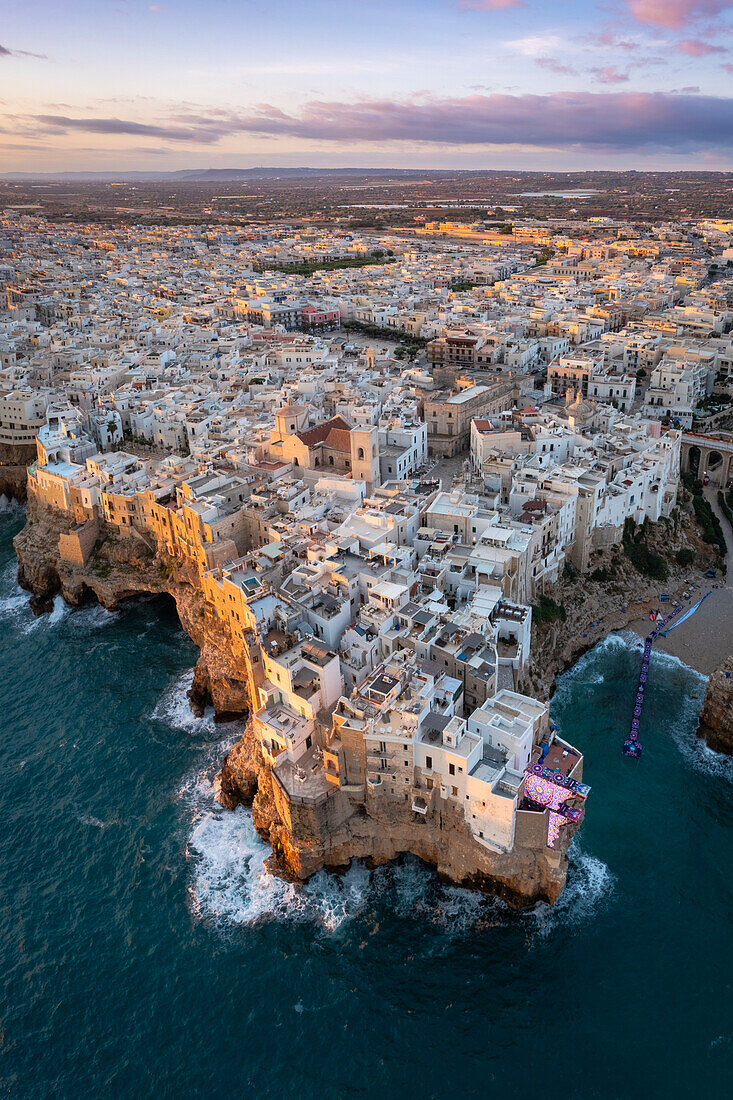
676, 547, 695, 566
624, 540, 669, 581
692, 494, 726, 555
532, 595, 567, 624
718, 490, 733, 535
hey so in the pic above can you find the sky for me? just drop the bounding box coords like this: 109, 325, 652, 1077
1, 0, 732, 172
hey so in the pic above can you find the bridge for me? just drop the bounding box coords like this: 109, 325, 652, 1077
680, 431, 733, 487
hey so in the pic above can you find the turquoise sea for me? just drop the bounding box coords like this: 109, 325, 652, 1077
1, 506, 731, 1099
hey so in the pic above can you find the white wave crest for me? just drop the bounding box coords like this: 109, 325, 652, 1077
671, 706, 733, 782
151, 668, 215, 734
0, 494, 24, 515
21, 594, 70, 633
0, 589, 28, 621
528, 841, 615, 939
187, 805, 299, 926
69, 603, 120, 630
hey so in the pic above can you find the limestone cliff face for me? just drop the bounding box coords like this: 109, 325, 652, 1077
15, 490, 575, 907
698, 656, 733, 755
13, 493, 252, 717
0, 443, 36, 502
217, 723, 574, 908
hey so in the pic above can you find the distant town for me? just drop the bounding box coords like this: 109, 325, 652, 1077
3, 182, 733, 901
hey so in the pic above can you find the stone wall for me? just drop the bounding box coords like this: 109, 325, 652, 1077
58, 518, 100, 566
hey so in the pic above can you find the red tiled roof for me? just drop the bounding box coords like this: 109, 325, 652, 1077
297, 415, 353, 452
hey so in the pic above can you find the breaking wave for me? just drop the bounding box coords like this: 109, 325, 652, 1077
183, 773, 614, 938
527, 842, 615, 940
151, 668, 216, 734
21, 594, 70, 633
0, 494, 24, 515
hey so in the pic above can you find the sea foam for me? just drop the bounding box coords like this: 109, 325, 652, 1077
183, 780, 613, 937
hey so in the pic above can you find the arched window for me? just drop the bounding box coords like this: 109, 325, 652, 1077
293, 457, 299, 466
329, 455, 334, 466
358, 447, 364, 460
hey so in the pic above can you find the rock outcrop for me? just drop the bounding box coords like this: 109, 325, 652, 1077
697, 655, 733, 755
215, 721, 572, 907
12, 490, 583, 907
13, 494, 252, 719
0, 442, 36, 502
523, 509, 719, 698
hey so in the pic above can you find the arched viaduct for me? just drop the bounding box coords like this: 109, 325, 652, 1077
680, 432, 733, 487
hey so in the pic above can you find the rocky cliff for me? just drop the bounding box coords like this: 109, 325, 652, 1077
216, 722, 573, 907
13, 493, 252, 717
0, 442, 36, 502
14, 491, 578, 907
697, 655, 733, 755
12, 488, 594, 902
523, 509, 719, 699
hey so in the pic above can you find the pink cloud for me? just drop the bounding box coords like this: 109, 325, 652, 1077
459, 0, 526, 10
677, 37, 727, 52
536, 57, 577, 75
582, 30, 642, 49
43, 90, 731, 150
589, 65, 630, 83
25, 91, 733, 153
627, 1, 731, 28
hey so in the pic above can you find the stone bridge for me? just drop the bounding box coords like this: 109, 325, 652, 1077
680, 431, 733, 487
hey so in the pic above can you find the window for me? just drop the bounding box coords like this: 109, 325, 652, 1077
425, 755, 432, 769
449, 762, 455, 776
452, 786, 458, 797
305, 735, 312, 749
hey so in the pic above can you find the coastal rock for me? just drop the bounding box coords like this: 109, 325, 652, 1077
0, 442, 35, 503
10, 489, 602, 907
523, 509, 718, 698
260, 778, 570, 907
213, 723, 573, 907
215, 721, 260, 809
697, 655, 733, 755
13, 497, 252, 721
